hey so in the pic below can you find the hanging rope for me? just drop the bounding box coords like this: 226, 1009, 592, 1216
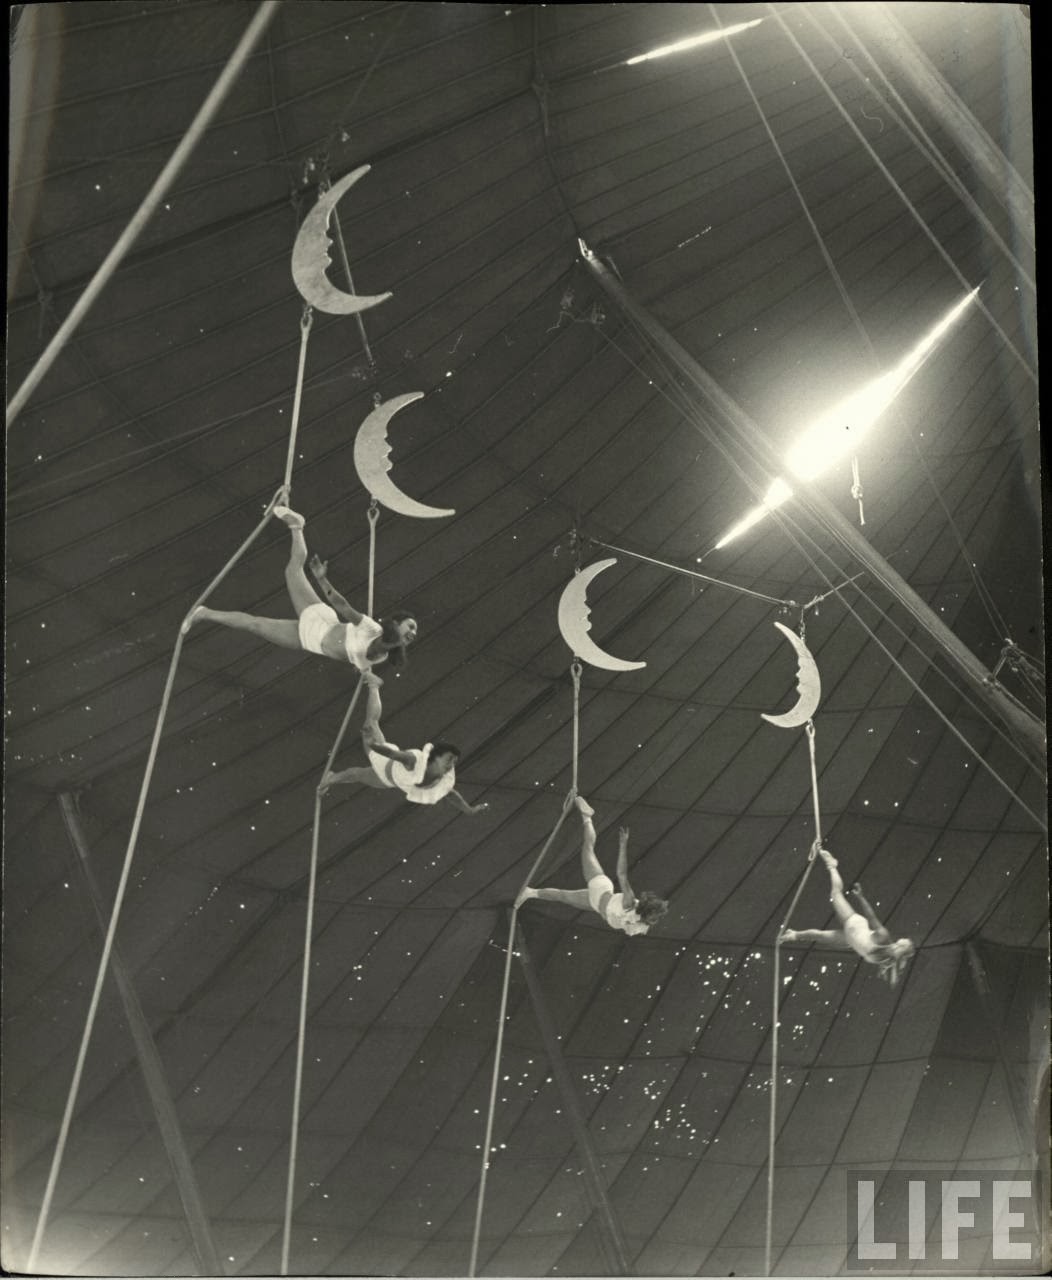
281, 501, 379, 1275
570, 659, 582, 793
469, 658, 585, 1276
282, 306, 314, 492
26, 483, 290, 1274
764, 717, 825, 1277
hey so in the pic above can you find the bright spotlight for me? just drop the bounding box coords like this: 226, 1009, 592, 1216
713, 288, 979, 549
715, 477, 792, 550
625, 19, 763, 65
786, 287, 980, 482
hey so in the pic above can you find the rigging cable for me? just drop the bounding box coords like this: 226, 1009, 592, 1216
468, 662, 584, 1276
587, 312, 1045, 828
762, 3, 1037, 389
588, 537, 797, 608
713, 0, 1026, 649
599, 306, 1042, 781
280, 501, 380, 1275
813, 4, 1035, 294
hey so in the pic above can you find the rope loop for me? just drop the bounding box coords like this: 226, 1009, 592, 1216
367, 500, 379, 527
300, 304, 313, 334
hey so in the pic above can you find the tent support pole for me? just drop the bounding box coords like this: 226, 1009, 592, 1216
513, 916, 631, 1275
581, 247, 1046, 763
58, 793, 223, 1277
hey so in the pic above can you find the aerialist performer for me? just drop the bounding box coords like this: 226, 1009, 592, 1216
515, 795, 668, 934
320, 672, 489, 815
183, 507, 417, 671
780, 847, 914, 985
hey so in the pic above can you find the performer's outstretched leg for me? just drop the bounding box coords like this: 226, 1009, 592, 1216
819, 848, 855, 927
277, 509, 325, 617
185, 608, 301, 648
576, 795, 605, 883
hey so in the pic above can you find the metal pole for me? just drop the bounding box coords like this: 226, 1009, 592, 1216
514, 918, 631, 1275
58, 794, 223, 1277
852, 2, 1034, 250
6, 0, 282, 429
581, 248, 1046, 761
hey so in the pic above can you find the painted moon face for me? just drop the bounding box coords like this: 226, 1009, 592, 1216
557, 559, 646, 671
761, 621, 821, 728
291, 166, 393, 314
353, 392, 455, 518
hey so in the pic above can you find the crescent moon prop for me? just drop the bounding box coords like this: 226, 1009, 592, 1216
760, 621, 822, 728
291, 166, 393, 315
557, 559, 646, 672
353, 392, 456, 518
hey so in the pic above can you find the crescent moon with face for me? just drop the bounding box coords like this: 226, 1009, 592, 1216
291, 166, 393, 315
353, 392, 455, 518
557, 559, 646, 672
761, 621, 822, 728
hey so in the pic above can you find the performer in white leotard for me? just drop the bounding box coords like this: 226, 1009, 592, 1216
516, 795, 668, 935
781, 848, 914, 985
184, 507, 417, 671
320, 673, 489, 816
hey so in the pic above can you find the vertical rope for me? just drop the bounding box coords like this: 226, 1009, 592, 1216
765, 722, 825, 1276
765, 932, 782, 1277
805, 722, 822, 853
282, 307, 314, 493
468, 793, 576, 1277
366, 502, 378, 616
281, 504, 379, 1275
6, 0, 281, 430
26, 487, 286, 1274
570, 659, 582, 794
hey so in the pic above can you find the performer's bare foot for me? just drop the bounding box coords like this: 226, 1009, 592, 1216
515, 885, 538, 910
180, 605, 207, 634
575, 795, 595, 817
273, 505, 305, 529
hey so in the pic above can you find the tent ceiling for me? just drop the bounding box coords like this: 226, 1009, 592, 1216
5, 3, 1044, 1276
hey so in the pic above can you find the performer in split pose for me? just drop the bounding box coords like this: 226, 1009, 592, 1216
184, 507, 417, 671
516, 795, 668, 935
781, 847, 914, 985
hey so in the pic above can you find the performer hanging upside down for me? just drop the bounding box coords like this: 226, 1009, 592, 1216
183, 507, 417, 671
515, 795, 668, 935
780, 847, 914, 985
320, 672, 489, 815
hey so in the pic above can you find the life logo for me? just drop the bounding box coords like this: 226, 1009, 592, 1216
845, 1170, 1047, 1272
